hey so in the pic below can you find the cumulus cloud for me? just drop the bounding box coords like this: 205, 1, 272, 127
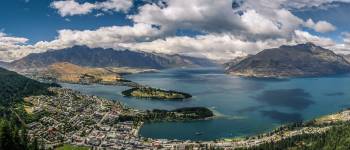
1, 0, 350, 62
36, 23, 161, 49
0, 33, 32, 62
293, 30, 336, 47
120, 34, 289, 60
343, 32, 350, 45
0, 33, 28, 46
304, 19, 336, 33
50, 0, 339, 38
129, 0, 246, 34
0, 24, 161, 62
332, 32, 350, 54
51, 0, 133, 17
129, 0, 336, 39
281, 0, 350, 9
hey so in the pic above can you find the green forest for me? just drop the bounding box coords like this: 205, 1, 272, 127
237, 122, 350, 150
0, 67, 58, 149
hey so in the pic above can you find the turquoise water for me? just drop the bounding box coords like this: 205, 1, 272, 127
61, 67, 350, 141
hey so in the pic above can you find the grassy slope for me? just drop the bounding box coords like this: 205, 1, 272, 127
55, 144, 90, 150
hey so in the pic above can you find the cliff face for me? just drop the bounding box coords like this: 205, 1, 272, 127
9, 46, 215, 70
226, 43, 350, 78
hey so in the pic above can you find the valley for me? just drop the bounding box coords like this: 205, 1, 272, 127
2, 44, 350, 149
4, 1, 350, 149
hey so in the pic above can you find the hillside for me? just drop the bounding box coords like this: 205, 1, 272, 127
226, 43, 350, 78
0, 67, 56, 150
0, 67, 57, 107
9, 46, 215, 70
33, 62, 153, 85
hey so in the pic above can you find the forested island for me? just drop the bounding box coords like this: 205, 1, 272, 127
122, 87, 192, 100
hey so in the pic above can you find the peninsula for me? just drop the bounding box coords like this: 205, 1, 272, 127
27, 62, 151, 86
122, 87, 192, 100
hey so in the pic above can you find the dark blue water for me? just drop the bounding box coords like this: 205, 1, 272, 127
61, 67, 350, 141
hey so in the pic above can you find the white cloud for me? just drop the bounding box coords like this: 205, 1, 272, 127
120, 34, 289, 60
129, 0, 336, 40
0, 33, 28, 46
281, 0, 350, 9
343, 32, 350, 45
51, 0, 133, 17
332, 32, 350, 54
293, 30, 336, 47
0, 23, 161, 62
1, 0, 350, 62
304, 19, 336, 33
0, 33, 32, 62
129, 0, 246, 34
51, 0, 95, 16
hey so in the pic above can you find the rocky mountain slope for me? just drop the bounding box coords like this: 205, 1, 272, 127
9, 46, 216, 70
226, 43, 350, 78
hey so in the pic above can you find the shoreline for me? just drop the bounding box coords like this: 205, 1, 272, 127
24, 86, 350, 149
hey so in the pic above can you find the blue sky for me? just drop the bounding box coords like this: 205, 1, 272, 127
293, 2, 350, 42
0, 0, 134, 43
1, 0, 350, 61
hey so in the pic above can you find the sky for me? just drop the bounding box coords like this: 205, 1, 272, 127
1, 0, 350, 62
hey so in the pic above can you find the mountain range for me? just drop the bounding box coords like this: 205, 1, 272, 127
226, 43, 350, 78
8, 46, 216, 71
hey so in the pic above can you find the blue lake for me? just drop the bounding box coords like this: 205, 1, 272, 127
61, 67, 350, 141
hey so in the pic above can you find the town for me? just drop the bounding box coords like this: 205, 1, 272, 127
22, 88, 350, 149
24, 88, 153, 149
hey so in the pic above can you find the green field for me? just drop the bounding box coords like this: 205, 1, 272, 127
55, 144, 90, 150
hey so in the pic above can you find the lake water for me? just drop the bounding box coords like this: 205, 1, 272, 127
61, 67, 350, 141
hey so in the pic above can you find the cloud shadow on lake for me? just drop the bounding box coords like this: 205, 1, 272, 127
260, 110, 303, 123
236, 105, 265, 114
324, 92, 345, 96
254, 89, 314, 110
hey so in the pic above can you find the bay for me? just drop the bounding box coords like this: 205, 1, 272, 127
61, 67, 350, 141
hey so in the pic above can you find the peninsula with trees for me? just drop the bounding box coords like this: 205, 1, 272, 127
122, 87, 192, 100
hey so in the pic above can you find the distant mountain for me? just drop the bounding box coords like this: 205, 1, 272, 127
226, 43, 350, 78
223, 55, 251, 69
9, 46, 216, 70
